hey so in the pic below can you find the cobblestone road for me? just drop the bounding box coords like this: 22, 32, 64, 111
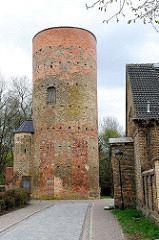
0, 199, 125, 240
0, 203, 89, 240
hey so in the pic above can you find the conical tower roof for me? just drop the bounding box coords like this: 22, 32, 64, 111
14, 120, 34, 134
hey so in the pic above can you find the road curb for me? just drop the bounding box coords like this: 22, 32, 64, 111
0, 203, 55, 236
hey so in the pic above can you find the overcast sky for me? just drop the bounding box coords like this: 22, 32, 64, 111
1, 0, 159, 131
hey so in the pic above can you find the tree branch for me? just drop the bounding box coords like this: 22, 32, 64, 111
86, 0, 159, 32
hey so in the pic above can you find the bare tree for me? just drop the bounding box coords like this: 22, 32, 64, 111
86, 0, 159, 32
0, 74, 9, 174
0, 75, 32, 176
7, 76, 32, 130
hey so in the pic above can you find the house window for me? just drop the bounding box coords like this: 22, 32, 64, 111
47, 87, 56, 104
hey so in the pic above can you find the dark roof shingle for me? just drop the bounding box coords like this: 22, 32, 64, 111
14, 120, 34, 134
127, 64, 159, 119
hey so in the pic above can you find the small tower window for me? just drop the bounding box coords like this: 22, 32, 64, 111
47, 87, 56, 104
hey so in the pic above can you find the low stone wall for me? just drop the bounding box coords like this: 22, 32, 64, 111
5, 167, 13, 189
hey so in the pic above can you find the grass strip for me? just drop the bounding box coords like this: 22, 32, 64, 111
112, 209, 159, 240
100, 196, 112, 199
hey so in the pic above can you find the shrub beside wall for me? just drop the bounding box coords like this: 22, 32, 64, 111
0, 188, 30, 212
0, 185, 6, 192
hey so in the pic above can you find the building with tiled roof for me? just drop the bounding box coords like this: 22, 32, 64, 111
126, 64, 159, 120
126, 63, 159, 136
110, 63, 159, 224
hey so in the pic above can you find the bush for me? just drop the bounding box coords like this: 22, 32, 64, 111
0, 188, 30, 211
0, 185, 6, 192
0, 199, 6, 210
13, 188, 30, 206
0, 192, 15, 209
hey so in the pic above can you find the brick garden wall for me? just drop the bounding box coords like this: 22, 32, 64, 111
110, 139, 136, 209
5, 167, 13, 188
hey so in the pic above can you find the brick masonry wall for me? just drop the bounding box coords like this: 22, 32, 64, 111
13, 133, 33, 189
133, 128, 143, 207
32, 27, 99, 199
126, 74, 136, 137
148, 121, 159, 160
111, 141, 136, 209
132, 121, 159, 207
5, 167, 13, 187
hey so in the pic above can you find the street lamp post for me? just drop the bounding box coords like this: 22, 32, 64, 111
115, 149, 124, 210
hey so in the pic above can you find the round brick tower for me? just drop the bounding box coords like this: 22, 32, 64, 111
32, 27, 99, 199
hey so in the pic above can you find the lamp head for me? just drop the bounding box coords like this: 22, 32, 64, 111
115, 149, 123, 160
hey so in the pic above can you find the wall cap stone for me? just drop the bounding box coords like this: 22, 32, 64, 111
152, 157, 159, 162
142, 169, 154, 176
109, 137, 133, 144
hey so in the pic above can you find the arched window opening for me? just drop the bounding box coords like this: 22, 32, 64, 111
47, 87, 56, 104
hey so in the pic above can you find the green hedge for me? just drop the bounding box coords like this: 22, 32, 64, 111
0, 188, 30, 211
